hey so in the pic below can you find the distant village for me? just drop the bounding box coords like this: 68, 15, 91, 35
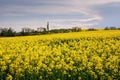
0, 22, 120, 37
21, 22, 81, 33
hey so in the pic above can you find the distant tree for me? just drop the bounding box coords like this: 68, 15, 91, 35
37, 27, 46, 32
20, 28, 34, 36
0, 28, 16, 37
87, 28, 97, 31
0, 28, 7, 36
7, 28, 16, 36
72, 27, 82, 32
117, 27, 120, 30
109, 27, 117, 30
104, 27, 117, 30
104, 27, 109, 30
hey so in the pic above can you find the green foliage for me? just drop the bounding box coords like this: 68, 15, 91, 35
0, 28, 16, 37
1, 26, 120, 37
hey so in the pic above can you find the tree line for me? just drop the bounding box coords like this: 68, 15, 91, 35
0, 27, 120, 37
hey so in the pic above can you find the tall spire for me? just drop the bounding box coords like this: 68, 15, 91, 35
47, 22, 49, 31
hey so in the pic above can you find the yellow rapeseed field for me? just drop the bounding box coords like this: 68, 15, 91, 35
0, 30, 120, 80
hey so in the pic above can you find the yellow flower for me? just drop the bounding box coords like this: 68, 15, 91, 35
6, 74, 13, 80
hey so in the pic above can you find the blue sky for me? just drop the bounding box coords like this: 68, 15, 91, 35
0, 0, 120, 31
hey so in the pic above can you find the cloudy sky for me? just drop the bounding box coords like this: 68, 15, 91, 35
0, 0, 120, 31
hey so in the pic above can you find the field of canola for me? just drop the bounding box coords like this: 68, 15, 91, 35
0, 30, 120, 80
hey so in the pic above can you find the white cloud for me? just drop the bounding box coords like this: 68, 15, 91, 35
0, 0, 120, 30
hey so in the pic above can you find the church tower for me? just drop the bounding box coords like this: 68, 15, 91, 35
47, 22, 49, 31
